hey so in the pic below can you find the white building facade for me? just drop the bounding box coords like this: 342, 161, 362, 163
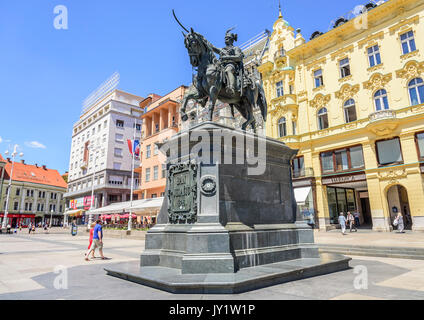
64, 89, 143, 222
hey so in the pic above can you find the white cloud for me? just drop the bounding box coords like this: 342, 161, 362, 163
25, 141, 47, 149
0, 136, 2, 143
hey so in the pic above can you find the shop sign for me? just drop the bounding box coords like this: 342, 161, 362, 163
69, 196, 94, 210
322, 173, 366, 185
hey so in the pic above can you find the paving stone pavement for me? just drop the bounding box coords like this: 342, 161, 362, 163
0, 232, 424, 300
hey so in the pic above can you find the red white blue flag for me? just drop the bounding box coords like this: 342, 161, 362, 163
127, 140, 140, 158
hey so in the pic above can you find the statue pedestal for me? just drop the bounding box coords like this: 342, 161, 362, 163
105, 122, 350, 293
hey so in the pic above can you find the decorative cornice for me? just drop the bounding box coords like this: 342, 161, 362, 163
358, 31, 385, 49
395, 60, 424, 79
363, 72, 393, 91
335, 84, 360, 101
309, 93, 331, 109
389, 14, 419, 35
330, 44, 354, 61
306, 57, 326, 71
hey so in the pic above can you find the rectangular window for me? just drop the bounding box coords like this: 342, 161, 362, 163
115, 133, 124, 142
146, 145, 151, 159
145, 168, 151, 182
376, 138, 403, 165
116, 120, 124, 128
320, 146, 365, 173
135, 124, 141, 131
153, 166, 159, 180
292, 157, 305, 178
314, 69, 323, 88
368, 45, 381, 67
321, 152, 334, 173
113, 162, 122, 170
16, 188, 20, 196
14, 202, 18, 211
162, 164, 166, 178
339, 58, 351, 78
400, 31, 416, 55
292, 121, 297, 135
114, 148, 123, 157
276, 81, 284, 97
416, 132, 424, 160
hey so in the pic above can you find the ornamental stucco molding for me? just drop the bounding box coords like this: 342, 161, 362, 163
389, 15, 419, 35
395, 60, 424, 79
377, 169, 407, 181
309, 93, 331, 109
335, 84, 360, 101
363, 72, 392, 91
330, 44, 354, 61
358, 31, 384, 49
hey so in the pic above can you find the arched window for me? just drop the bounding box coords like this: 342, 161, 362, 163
408, 78, 424, 106
374, 89, 389, 111
278, 117, 287, 137
317, 108, 329, 130
343, 99, 357, 123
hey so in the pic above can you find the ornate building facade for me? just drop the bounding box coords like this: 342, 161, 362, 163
259, 0, 424, 231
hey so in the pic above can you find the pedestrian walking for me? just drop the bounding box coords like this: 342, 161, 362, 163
71, 221, 78, 236
394, 212, 405, 233
85, 220, 105, 261
353, 211, 360, 228
28, 223, 32, 234
347, 212, 357, 233
338, 213, 347, 235
85, 223, 97, 260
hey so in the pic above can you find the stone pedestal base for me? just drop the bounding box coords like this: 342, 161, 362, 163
105, 122, 350, 293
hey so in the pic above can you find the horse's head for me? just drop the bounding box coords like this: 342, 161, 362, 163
184, 29, 204, 67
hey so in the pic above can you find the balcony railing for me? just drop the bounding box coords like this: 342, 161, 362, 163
369, 110, 396, 122
292, 167, 314, 179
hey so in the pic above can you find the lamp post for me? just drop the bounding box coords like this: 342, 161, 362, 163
50, 209, 54, 228
88, 144, 99, 229
2, 145, 24, 229
128, 120, 139, 232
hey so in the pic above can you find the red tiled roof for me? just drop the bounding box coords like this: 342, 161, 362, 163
3, 160, 67, 189
0, 154, 5, 163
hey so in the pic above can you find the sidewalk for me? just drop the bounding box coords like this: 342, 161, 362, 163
315, 229, 424, 259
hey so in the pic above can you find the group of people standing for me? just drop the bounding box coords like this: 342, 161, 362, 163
338, 211, 360, 235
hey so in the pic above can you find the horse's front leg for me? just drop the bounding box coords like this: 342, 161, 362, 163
207, 85, 219, 121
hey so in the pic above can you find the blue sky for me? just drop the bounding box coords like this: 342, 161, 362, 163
0, 0, 367, 173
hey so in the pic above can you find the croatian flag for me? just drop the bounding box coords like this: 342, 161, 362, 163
127, 140, 140, 158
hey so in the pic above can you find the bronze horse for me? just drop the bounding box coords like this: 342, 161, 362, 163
174, 12, 267, 132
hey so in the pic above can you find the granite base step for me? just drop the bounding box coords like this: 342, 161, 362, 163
318, 244, 424, 260
105, 253, 351, 294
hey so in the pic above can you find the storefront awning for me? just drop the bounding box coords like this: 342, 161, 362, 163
89, 197, 163, 216
294, 187, 312, 206
64, 209, 84, 217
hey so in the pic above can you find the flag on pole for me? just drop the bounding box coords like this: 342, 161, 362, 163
127, 139, 140, 158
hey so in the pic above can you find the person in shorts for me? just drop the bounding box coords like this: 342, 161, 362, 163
85, 220, 105, 261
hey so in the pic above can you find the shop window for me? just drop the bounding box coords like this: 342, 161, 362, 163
278, 117, 287, 137
416, 132, 424, 160
374, 89, 389, 111
343, 99, 357, 123
317, 108, 329, 130
408, 78, 424, 106
376, 138, 403, 166
367, 45, 381, 67
292, 157, 305, 178
276, 81, 284, 98
314, 69, 323, 88
327, 187, 357, 224
339, 58, 351, 78
400, 30, 416, 55
320, 146, 365, 174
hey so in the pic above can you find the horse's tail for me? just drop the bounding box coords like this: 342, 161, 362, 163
257, 84, 268, 122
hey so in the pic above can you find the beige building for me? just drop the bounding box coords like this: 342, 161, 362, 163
259, 0, 424, 232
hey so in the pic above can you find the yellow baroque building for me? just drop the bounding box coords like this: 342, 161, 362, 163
259, 0, 424, 232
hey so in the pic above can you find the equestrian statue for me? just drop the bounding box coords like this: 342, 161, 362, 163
173, 10, 268, 132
